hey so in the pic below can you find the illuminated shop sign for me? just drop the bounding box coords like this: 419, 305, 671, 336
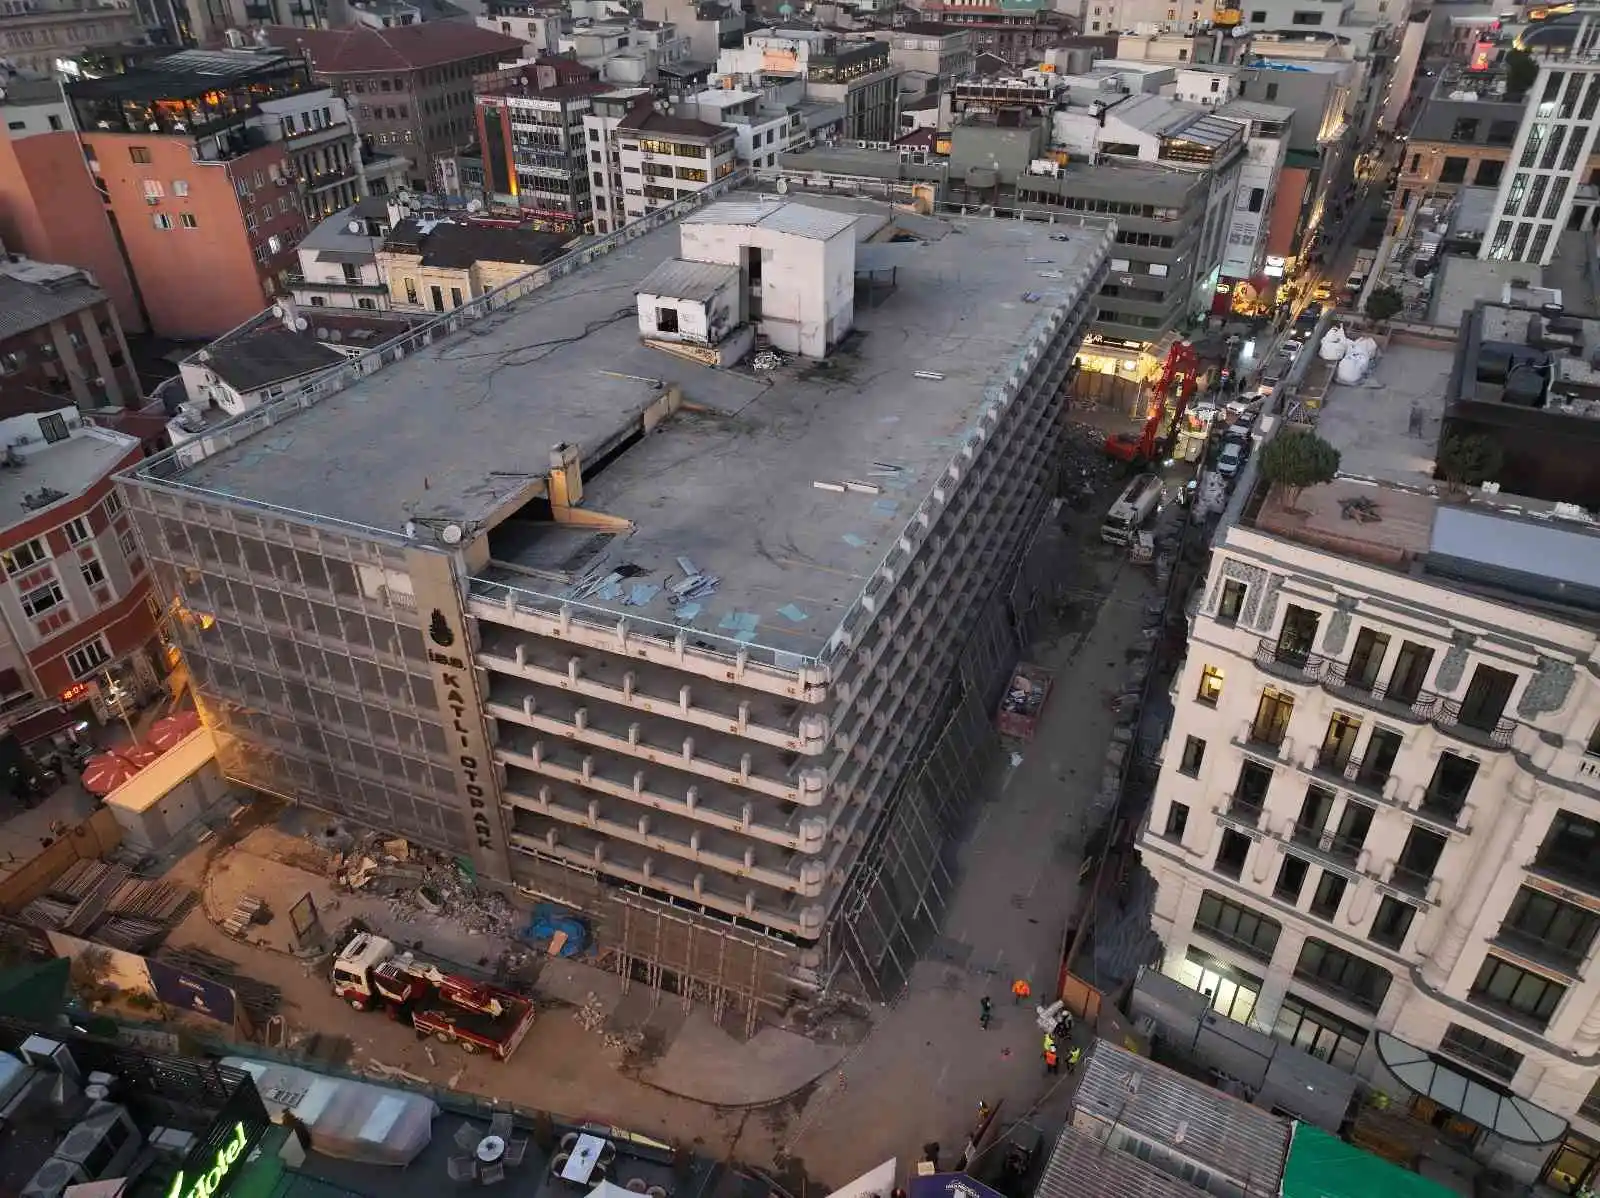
165, 1121, 249, 1198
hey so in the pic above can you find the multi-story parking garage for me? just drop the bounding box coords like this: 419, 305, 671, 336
119, 184, 1110, 1023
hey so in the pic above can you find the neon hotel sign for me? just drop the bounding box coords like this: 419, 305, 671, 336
166, 1121, 250, 1198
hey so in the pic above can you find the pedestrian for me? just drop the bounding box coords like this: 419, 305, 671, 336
1044, 1044, 1058, 1075
1067, 1045, 1083, 1074
1011, 978, 1031, 1005
1042, 1032, 1055, 1060
980, 996, 993, 1030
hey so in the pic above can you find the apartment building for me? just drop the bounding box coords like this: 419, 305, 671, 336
0, 403, 160, 738
118, 186, 1111, 1021
613, 108, 736, 224
1140, 312, 1600, 1189
0, 0, 144, 78
478, 0, 565, 57
0, 258, 139, 411
1392, 76, 1522, 221
259, 22, 524, 191
286, 195, 392, 310
475, 65, 611, 230
582, 87, 648, 234
64, 51, 371, 339
1215, 98, 1292, 307
870, 23, 975, 97
0, 75, 141, 334
376, 215, 570, 309
677, 85, 796, 174
1480, 50, 1600, 265
718, 32, 902, 144
901, 0, 1067, 59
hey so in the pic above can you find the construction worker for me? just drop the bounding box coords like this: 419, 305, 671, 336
1043, 1042, 1058, 1075
1042, 1032, 1056, 1060
1066, 1044, 1083, 1074
1011, 977, 1032, 1005
980, 996, 993, 1030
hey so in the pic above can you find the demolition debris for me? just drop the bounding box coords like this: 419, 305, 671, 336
334, 834, 519, 937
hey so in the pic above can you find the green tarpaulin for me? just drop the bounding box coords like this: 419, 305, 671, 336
1282, 1123, 1461, 1198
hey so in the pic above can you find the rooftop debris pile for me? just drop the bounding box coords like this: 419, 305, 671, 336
334, 834, 521, 937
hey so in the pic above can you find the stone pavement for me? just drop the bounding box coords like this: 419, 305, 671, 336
768, 540, 1160, 1187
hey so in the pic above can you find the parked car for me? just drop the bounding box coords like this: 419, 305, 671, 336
1217, 441, 1246, 478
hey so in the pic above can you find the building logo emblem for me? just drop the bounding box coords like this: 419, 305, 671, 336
428, 609, 455, 648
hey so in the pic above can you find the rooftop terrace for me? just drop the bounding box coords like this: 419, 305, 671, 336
133, 186, 1111, 661
0, 427, 138, 530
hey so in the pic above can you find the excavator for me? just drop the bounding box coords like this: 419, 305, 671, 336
1102, 340, 1200, 466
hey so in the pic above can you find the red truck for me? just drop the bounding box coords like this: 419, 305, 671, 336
332, 932, 535, 1060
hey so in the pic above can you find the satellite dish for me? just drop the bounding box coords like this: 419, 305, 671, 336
441, 523, 463, 545
316, 328, 330, 339
271, 304, 284, 318
197, 349, 211, 361
294, 316, 309, 331
348, 219, 363, 234
776, 177, 789, 193
467, 199, 483, 213
330, 329, 343, 341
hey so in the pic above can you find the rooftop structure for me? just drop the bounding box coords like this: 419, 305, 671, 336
0, 258, 141, 415
382, 217, 571, 270
258, 22, 526, 73
0, 1022, 271, 1198
1072, 1042, 1291, 1196
119, 185, 1112, 1012
65, 49, 319, 141
1036, 1121, 1216, 1198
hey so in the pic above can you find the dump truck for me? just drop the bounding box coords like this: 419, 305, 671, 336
332, 931, 535, 1060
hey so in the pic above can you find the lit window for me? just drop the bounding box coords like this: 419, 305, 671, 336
1, 538, 46, 574
1197, 664, 1225, 706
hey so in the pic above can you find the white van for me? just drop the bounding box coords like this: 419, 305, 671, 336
1101, 474, 1163, 544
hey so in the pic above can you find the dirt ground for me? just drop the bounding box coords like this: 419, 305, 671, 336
142, 453, 1163, 1189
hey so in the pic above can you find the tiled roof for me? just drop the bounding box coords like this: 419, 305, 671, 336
616, 107, 726, 138
259, 23, 524, 73
0, 262, 105, 343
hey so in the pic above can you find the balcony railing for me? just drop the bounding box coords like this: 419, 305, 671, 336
1388, 863, 1435, 899
1431, 696, 1516, 749
1254, 637, 1328, 684
1492, 926, 1591, 977
285, 273, 387, 294
1225, 793, 1266, 826
1321, 661, 1435, 725
1291, 821, 1366, 867
1415, 788, 1468, 825
1528, 852, 1600, 899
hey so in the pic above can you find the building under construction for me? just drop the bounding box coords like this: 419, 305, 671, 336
119, 184, 1111, 1024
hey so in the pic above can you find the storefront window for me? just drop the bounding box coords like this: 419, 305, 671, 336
1171, 947, 1261, 1026
1272, 992, 1368, 1072
1544, 1131, 1600, 1196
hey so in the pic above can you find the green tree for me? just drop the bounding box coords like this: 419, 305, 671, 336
1365, 286, 1403, 323
1505, 48, 1538, 98
1261, 429, 1341, 511
1437, 431, 1504, 490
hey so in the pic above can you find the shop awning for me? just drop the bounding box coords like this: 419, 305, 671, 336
1282, 1122, 1459, 1198
6, 705, 81, 747
1376, 1032, 1567, 1144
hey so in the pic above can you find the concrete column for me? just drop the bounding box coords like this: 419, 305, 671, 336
106, 307, 137, 403
1419, 772, 1538, 991
48, 319, 90, 406
1252, 924, 1307, 1031
78, 308, 121, 408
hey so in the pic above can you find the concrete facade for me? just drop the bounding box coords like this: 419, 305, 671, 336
1140, 335, 1600, 1187
117, 185, 1112, 1019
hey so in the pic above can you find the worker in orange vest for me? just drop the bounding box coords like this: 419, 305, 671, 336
1043, 1043, 1059, 1074
1011, 978, 1032, 1005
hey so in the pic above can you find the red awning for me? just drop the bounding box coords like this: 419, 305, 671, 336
7, 705, 80, 746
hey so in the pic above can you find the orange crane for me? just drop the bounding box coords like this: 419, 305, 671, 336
1103, 340, 1200, 465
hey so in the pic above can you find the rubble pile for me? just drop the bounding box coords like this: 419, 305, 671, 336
334, 835, 520, 937
1061, 424, 1122, 509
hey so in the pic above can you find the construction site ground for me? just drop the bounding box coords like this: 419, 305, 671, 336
146, 453, 1166, 1189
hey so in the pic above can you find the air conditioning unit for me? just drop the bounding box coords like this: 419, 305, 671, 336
21, 1156, 90, 1198
856, 140, 869, 149
144, 196, 160, 205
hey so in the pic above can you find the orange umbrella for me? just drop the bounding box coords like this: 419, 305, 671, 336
79, 748, 159, 793
146, 710, 201, 752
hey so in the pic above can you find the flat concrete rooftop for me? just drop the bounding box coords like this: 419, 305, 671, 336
0, 431, 133, 531
167, 194, 1109, 659
1317, 339, 1452, 488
